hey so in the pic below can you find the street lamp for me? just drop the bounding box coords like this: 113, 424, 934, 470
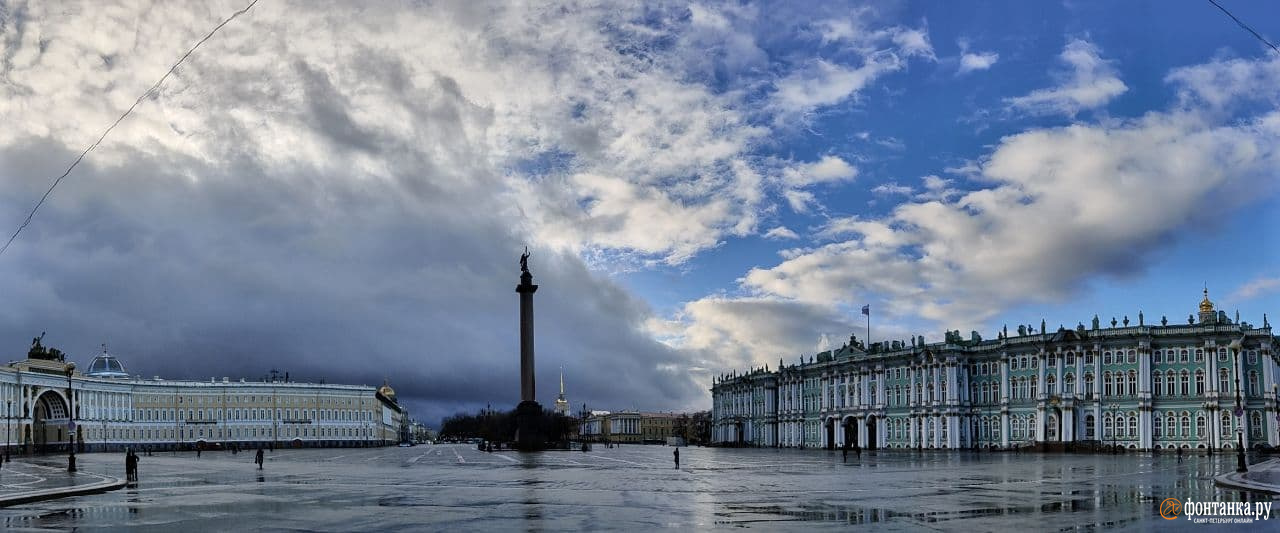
1230, 338, 1247, 473
5, 399, 10, 463
1273, 384, 1279, 448
1109, 403, 1119, 454
65, 363, 76, 473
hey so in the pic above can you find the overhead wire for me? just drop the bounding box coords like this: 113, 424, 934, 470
0, 0, 262, 258
1207, 0, 1280, 55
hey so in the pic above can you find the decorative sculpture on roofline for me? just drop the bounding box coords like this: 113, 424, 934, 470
27, 332, 66, 362
519, 246, 530, 273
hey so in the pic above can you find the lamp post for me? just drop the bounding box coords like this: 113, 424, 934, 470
65, 363, 76, 473
5, 399, 10, 463
1273, 384, 1279, 448
1109, 403, 1119, 454
1230, 339, 1247, 473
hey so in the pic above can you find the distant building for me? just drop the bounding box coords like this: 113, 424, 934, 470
711, 290, 1277, 452
640, 412, 676, 444
3, 341, 409, 453
553, 369, 570, 416
580, 410, 688, 444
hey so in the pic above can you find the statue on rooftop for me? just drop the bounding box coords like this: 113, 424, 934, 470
519, 247, 531, 273
1138, 311, 1144, 326
1111, 317, 1117, 328
1018, 324, 1026, 336
1161, 315, 1168, 326
1123, 316, 1129, 327
1092, 315, 1100, 330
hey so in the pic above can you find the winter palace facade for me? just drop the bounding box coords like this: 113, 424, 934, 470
1, 337, 410, 454
711, 290, 1278, 452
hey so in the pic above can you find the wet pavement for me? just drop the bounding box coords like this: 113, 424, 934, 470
0, 445, 1275, 530
0, 460, 111, 496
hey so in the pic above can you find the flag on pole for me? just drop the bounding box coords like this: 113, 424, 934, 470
861, 304, 870, 316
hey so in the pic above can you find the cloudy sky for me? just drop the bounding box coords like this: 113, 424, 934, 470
1, 1, 1277, 425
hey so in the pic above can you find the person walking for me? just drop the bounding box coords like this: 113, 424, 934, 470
1177, 447, 1183, 464
673, 447, 680, 469
842, 446, 848, 463
255, 448, 265, 470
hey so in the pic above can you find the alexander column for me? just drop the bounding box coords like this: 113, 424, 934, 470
514, 248, 545, 450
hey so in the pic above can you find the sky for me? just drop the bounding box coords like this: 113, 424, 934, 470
0, 0, 1277, 426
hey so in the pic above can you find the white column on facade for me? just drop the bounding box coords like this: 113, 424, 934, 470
1237, 349, 1250, 449
1000, 358, 1009, 401
908, 414, 917, 448
1037, 350, 1046, 401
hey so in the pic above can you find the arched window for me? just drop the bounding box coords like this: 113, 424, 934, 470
1127, 371, 1137, 396
1248, 371, 1259, 396
1046, 375, 1056, 396
1180, 413, 1191, 436
1064, 373, 1075, 395
1154, 414, 1163, 437
1180, 350, 1189, 363
1104, 415, 1114, 439
1085, 415, 1096, 439
1196, 415, 1206, 437
1250, 411, 1263, 438
1195, 349, 1204, 363
1128, 413, 1138, 437
1167, 370, 1177, 396
1154, 372, 1164, 397
1167, 414, 1177, 437
1180, 371, 1190, 396
1030, 376, 1038, 398
1218, 369, 1230, 393
1153, 350, 1162, 364
1222, 412, 1232, 434
1104, 371, 1113, 396
1128, 350, 1137, 364
1218, 348, 1228, 362
1085, 373, 1094, 397
1104, 352, 1113, 365
1195, 370, 1205, 395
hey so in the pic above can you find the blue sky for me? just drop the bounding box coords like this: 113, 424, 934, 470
0, 0, 1276, 422
624, 0, 1279, 351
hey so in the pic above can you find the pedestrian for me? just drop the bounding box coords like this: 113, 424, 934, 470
197, 447, 202, 458
842, 446, 848, 462
131, 450, 140, 482
855, 446, 861, 459
256, 448, 265, 470
673, 447, 680, 469
1177, 447, 1183, 464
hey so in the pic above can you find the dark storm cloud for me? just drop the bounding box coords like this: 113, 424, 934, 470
0, 134, 701, 425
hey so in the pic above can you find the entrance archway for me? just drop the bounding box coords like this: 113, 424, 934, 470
824, 418, 836, 450
32, 390, 70, 454
842, 417, 857, 449
865, 416, 878, 450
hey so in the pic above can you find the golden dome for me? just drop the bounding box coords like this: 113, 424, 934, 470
378, 383, 396, 400
1199, 287, 1214, 313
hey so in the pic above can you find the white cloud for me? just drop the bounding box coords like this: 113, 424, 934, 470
780, 155, 858, 187
783, 189, 817, 214
772, 22, 932, 117
959, 51, 999, 74
1165, 55, 1280, 110
740, 61, 1280, 328
872, 182, 914, 196
1006, 39, 1127, 116
763, 226, 800, 240
1229, 276, 1280, 301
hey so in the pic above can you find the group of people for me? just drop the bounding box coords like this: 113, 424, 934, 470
841, 445, 862, 462
121, 446, 267, 481
124, 449, 140, 482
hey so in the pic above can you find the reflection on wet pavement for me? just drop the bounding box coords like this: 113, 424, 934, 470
0, 446, 1275, 530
